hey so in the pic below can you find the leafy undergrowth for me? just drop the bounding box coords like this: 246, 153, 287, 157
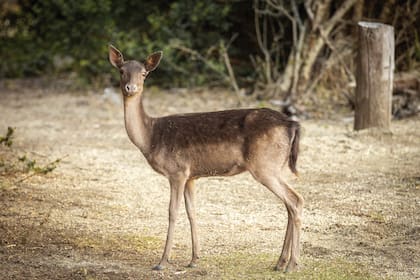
205, 252, 382, 280
0, 127, 63, 188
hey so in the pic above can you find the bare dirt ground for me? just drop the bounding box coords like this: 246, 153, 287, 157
0, 85, 419, 279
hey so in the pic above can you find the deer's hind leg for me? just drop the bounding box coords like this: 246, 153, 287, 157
246, 127, 303, 272
276, 177, 303, 272
250, 170, 303, 272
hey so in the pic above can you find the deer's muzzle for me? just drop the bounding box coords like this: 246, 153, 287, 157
125, 84, 138, 94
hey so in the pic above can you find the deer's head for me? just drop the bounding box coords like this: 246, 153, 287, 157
109, 45, 162, 97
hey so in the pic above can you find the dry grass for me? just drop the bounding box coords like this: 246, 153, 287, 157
0, 86, 419, 279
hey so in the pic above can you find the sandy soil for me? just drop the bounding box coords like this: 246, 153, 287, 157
0, 85, 419, 279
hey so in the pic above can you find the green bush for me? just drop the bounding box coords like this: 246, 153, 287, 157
3, 1, 417, 89
1, 1, 113, 80
0, 0, 235, 87
109, 0, 234, 87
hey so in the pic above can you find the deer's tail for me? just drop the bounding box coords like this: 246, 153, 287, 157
288, 123, 300, 175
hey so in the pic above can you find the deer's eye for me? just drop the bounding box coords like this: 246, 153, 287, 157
119, 69, 124, 75
141, 72, 147, 77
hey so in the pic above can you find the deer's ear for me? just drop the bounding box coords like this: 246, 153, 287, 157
109, 45, 124, 68
144, 51, 162, 72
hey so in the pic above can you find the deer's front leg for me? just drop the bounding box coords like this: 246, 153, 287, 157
184, 179, 200, 267
153, 174, 187, 271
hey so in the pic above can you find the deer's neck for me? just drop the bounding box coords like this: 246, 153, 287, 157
123, 94, 153, 156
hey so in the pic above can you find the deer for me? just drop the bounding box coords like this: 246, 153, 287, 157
108, 45, 304, 272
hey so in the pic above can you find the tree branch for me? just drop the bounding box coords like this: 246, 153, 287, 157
254, 0, 272, 83
323, 0, 357, 35
220, 40, 241, 99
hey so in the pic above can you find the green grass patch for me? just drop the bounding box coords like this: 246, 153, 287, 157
72, 233, 162, 253
367, 211, 386, 224
206, 252, 381, 280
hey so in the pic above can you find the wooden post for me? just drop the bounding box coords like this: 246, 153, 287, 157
354, 22, 394, 131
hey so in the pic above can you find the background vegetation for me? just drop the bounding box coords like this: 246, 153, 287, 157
1, 0, 419, 106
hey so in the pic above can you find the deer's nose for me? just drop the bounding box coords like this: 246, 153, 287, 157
125, 84, 138, 93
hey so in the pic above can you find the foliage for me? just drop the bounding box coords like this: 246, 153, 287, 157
108, 0, 234, 87
0, 127, 62, 184
0, 0, 113, 81
0, 0, 419, 93
1, 0, 234, 87
0, 127, 14, 147
17, 155, 61, 175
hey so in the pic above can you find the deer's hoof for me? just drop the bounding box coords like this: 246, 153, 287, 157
187, 262, 197, 268
274, 265, 284, 272
285, 261, 299, 273
274, 259, 288, 272
152, 265, 165, 271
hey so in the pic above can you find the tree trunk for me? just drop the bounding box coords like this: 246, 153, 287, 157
354, 22, 394, 131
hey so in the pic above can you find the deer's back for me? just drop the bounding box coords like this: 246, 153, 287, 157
148, 108, 297, 178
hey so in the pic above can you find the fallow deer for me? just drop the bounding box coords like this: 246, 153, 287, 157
108, 45, 304, 272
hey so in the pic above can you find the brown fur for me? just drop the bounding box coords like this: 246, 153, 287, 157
109, 45, 304, 272
150, 108, 299, 178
